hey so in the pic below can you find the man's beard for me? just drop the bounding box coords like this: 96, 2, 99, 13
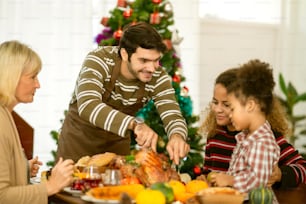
126, 60, 153, 82
127, 61, 138, 79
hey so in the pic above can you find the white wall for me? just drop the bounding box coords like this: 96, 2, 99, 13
199, 19, 280, 112
171, 0, 201, 116
0, 0, 94, 170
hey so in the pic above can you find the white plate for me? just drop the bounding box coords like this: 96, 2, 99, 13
81, 195, 119, 204
63, 187, 83, 197
30, 177, 41, 184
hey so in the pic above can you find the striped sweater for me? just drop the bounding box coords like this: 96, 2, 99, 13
69, 46, 187, 139
203, 126, 306, 188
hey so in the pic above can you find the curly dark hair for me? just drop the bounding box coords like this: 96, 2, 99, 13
118, 22, 166, 60
227, 59, 275, 115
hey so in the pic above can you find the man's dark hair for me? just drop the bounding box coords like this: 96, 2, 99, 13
118, 22, 166, 60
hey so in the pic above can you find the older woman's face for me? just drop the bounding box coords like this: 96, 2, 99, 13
211, 83, 232, 126
15, 70, 40, 104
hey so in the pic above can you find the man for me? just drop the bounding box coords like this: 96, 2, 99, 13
56, 22, 189, 165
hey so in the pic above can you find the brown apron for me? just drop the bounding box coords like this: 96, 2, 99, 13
56, 64, 145, 162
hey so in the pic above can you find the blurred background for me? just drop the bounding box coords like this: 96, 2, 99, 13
1, 0, 305, 171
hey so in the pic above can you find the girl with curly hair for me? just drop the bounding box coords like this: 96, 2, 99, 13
199, 60, 306, 190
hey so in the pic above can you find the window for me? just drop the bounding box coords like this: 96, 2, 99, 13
199, 0, 281, 24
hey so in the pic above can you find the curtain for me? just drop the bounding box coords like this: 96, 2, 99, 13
279, 0, 306, 149
279, 0, 306, 87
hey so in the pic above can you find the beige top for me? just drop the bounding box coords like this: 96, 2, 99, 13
0, 105, 48, 204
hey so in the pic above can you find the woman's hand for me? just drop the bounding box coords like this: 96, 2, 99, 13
28, 156, 43, 177
46, 157, 74, 196
267, 164, 282, 187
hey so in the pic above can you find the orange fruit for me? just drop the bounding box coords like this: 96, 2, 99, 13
185, 180, 209, 194
136, 189, 166, 204
150, 182, 174, 203
175, 192, 194, 203
167, 180, 186, 200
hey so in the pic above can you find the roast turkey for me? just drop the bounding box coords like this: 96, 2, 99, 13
133, 149, 180, 186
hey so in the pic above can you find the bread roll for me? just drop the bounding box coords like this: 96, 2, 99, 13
76, 155, 91, 167
87, 152, 116, 167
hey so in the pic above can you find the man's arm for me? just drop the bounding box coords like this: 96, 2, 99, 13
75, 49, 134, 137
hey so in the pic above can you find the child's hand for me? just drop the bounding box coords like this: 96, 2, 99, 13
29, 156, 43, 177
196, 174, 208, 182
210, 172, 234, 187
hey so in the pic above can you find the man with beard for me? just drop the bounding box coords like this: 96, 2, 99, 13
56, 22, 189, 165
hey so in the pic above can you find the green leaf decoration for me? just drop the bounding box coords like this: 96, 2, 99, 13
279, 73, 287, 95
294, 92, 306, 104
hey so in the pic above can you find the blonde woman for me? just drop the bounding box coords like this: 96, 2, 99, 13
0, 40, 74, 204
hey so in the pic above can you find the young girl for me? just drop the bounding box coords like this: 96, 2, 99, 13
199, 67, 306, 188
210, 59, 280, 193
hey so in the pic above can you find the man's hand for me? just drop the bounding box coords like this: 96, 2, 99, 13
166, 133, 189, 165
134, 123, 158, 152
267, 164, 282, 187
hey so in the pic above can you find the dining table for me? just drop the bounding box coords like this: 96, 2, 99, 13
48, 184, 306, 204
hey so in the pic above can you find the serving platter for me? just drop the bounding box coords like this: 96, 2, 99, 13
63, 187, 84, 197
197, 187, 246, 204
81, 195, 123, 204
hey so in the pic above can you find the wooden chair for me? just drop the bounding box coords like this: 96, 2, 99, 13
12, 111, 34, 160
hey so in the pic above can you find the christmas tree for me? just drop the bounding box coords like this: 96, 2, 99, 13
95, 0, 204, 178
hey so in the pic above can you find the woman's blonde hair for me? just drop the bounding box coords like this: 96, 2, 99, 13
0, 40, 41, 106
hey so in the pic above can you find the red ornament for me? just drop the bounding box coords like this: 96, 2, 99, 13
150, 12, 160, 24
113, 29, 123, 40
100, 17, 109, 26
193, 165, 202, 175
163, 39, 172, 50
172, 74, 181, 83
181, 86, 189, 97
123, 8, 133, 18
117, 0, 126, 7
183, 86, 189, 93
152, 0, 162, 4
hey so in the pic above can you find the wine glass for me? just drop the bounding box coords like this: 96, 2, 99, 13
103, 169, 122, 186
82, 165, 102, 188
